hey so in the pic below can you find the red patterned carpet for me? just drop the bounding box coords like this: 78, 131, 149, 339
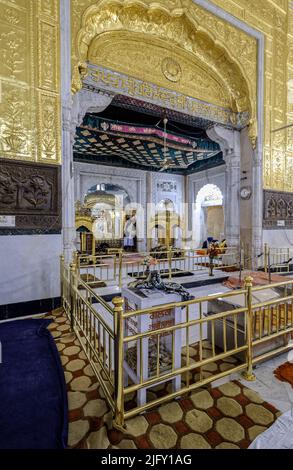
46, 310, 281, 449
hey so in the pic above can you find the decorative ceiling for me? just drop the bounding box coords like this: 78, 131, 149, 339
112, 95, 214, 130
73, 111, 223, 175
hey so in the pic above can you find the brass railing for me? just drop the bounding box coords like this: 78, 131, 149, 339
75, 247, 240, 289
60, 258, 293, 430
251, 280, 293, 365
260, 244, 293, 274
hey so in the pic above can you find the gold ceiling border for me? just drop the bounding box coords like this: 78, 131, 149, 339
0, 0, 61, 165
72, 0, 257, 145
85, 64, 249, 128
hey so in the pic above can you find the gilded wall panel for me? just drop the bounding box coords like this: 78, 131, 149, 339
38, 0, 58, 20
72, 0, 257, 142
0, 81, 34, 160
89, 32, 232, 109
0, 0, 61, 165
38, 20, 58, 93
37, 91, 61, 163
209, 0, 292, 191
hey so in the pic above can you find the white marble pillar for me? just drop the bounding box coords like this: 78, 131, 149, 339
60, 0, 76, 263
252, 154, 263, 260
207, 126, 241, 249
60, 0, 114, 264
225, 149, 241, 248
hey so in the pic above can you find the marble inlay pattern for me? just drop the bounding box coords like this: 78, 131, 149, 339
46, 310, 281, 449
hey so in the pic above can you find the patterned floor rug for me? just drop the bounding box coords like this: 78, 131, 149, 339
46, 310, 281, 449
274, 362, 293, 389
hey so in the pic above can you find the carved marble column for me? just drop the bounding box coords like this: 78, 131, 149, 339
62, 107, 76, 263
207, 126, 241, 249
60, 2, 114, 263
252, 150, 263, 260
60, 0, 75, 263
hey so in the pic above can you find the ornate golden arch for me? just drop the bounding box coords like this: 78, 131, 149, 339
73, 0, 257, 142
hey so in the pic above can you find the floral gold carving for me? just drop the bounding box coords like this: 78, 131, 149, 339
208, 0, 293, 192
73, 0, 256, 144
88, 32, 234, 110
0, 0, 61, 165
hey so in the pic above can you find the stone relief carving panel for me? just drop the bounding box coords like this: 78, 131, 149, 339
0, 160, 61, 233
263, 190, 293, 229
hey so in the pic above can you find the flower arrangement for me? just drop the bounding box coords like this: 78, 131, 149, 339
207, 242, 221, 260
143, 256, 158, 267
142, 256, 158, 277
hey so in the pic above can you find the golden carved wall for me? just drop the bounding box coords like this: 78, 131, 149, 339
209, 0, 293, 192
0, 0, 61, 165
71, 0, 292, 191
72, 0, 257, 143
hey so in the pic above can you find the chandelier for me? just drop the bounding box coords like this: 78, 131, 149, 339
159, 118, 171, 172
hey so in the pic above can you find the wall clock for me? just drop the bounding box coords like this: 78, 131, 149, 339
240, 186, 252, 200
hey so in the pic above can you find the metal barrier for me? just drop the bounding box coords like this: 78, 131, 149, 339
70, 262, 116, 412
74, 247, 240, 289
251, 280, 293, 365
60, 258, 293, 430
113, 286, 250, 428
260, 244, 293, 273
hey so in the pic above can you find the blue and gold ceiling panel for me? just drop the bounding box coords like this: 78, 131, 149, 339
73, 114, 223, 174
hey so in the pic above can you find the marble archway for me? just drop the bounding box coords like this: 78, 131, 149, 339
73, 0, 255, 134
61, 0, 262, 263
194, 184, 224, 247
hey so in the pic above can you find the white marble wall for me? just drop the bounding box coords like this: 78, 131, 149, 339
74, 161, 148, 250
148, 172, 184, 211
263, 230, 293, 249
0, 235, 62, 305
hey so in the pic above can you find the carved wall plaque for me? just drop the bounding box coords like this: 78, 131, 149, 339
0, 160, 61, 234
263, 190, 293, 229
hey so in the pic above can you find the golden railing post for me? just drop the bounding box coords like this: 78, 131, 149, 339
264, 243, 269, 273
242, 276, 256, 382
119, 249, 123, 289
113, 296, 125, 431
73, 250, 79, 268
168, 246, 172, 280
92, 234, 95, 257
70, 262, 77, 331
60, 254, 64, 303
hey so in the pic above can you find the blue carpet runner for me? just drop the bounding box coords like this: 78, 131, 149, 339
0, 319, 68, 449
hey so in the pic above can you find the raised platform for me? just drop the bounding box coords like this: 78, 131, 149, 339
88, 269, 229, 304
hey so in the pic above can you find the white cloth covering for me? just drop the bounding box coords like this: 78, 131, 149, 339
249, 409, 293, 449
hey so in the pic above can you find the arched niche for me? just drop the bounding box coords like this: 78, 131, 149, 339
194, 184, 224, 247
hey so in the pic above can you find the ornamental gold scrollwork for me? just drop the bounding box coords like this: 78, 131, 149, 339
205, 0, 292, 192
0, 0, 61, 165
72, 0, 292, 191
73, 0, 256, 143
